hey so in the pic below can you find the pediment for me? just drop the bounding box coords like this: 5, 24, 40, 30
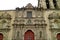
25, 3, 34, 8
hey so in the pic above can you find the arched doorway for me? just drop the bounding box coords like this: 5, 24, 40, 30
57, 33, 60, 40
0, 33, 3, 40
24, 30, 34, 40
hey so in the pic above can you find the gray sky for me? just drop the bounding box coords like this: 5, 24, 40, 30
0, 0, 38, 10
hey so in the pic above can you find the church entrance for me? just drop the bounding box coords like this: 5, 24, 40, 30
0, 33, 3, 40
24, 30, 34, 40
57, 33, 60, 40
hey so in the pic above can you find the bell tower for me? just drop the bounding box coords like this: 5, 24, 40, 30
38, 0, 60, 9
38, 0, 47, 9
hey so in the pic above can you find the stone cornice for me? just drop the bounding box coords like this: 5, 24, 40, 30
13, 23, 47, 28
16, 7, 60, 11
0, 28, 10, 32
50, 28, 60, 31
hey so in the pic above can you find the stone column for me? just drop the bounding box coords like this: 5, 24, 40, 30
42, 0, 47, 9
38, 0, 43, 8
38, 0, 40, 8
49, 0, 55, 9
56, 0, 60, 9
38, 0, 47, 9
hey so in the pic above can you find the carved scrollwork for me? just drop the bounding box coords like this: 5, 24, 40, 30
48, 12, 60, 20
0, 12, 11, 29
1, 20, 10, 28
0, 13, 12, 20
48, 12, 60, 29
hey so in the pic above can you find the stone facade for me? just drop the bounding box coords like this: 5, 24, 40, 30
0, 0, 60, 40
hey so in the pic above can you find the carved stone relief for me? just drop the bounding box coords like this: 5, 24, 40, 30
0, 12, 12, 29
48, 12, 60, 28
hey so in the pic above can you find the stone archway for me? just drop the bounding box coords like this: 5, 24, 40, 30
0, 33, 3, 40
57, 33, 60, 40
24, 30, 34, 40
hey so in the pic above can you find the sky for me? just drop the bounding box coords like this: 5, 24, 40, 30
0, 0, 38, 10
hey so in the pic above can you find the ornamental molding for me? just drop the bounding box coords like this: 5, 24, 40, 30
48, 12, 60, 19
0, 12, 12, 20
0, 28, 10, 32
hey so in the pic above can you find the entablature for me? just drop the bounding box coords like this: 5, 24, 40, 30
0, 28, 10, 32
13, 17, 47, 28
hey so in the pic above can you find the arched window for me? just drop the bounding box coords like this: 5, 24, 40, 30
0, 33, 3, 40
46, 0, 50, 9
57, 33, 60, 40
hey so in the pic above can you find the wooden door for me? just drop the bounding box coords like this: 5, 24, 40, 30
57, 33, 60, 40
24, 30, 34, 40
0, 33, 3, 40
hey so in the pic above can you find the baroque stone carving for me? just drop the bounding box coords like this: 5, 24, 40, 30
0, 12, 11, 30
48, 12, 60, 19
48, 12, 60, 29
0, 13, 12, 20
